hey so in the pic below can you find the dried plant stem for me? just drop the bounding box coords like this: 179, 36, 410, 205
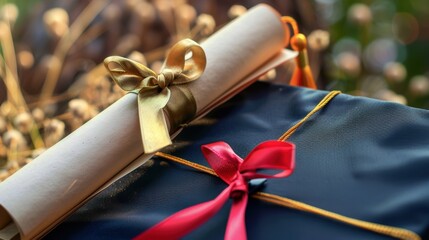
5, 151, 14, 168
188, 24, 205, 39
6, 149, 32, 159
39, 0, 108, 104
32, 63, 108, 109
188, 22, 219, 40
70, 22, 106, 54
6, 139, 18, 169
1, 59, 45, 149
0, 57, 25, 112
0, 21, 21, 109
144, 46, 171, 63
174, 10, 189, 40
55, 111, 73, 121
175, 18, 184, 40
154, 3, 176, 37
0, 21, 18, 79
65, 63, 107, 95
80, 63, 107, 81
28, 123, 45, 149
28, 92, 75, 108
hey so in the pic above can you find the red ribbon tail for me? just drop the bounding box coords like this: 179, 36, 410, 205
134, 186, 231, 240
225, 196, 248, 240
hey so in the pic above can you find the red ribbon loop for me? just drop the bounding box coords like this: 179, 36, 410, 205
134, 140, 295, 240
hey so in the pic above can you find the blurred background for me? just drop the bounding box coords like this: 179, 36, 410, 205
0, 0, 428, 180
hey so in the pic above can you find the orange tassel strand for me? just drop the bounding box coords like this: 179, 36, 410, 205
282, 17, 317, 89
290, 34, 317, 89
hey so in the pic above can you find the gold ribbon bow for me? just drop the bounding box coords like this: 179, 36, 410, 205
104, 39, 206, 153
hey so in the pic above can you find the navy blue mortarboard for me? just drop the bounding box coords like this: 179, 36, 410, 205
45, 82, 429, 240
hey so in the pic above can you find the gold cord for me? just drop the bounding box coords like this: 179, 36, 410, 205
254, 192, 420, 240
155, 151, 217, 177
281, 16, 299, 36
278, 90, 340, 141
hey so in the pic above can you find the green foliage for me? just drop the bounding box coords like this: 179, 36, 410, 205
323, 0, 429, 108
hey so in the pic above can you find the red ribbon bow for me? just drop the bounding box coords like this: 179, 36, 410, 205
134, 140, 295, 240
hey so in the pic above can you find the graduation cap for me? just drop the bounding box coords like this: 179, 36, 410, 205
46, 81, 428, 240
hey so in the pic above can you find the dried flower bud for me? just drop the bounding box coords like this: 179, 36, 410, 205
0, 101, 17, 118
409, 75, 429, 97
348, 3, 372, 26
42, 104, 58, 118
177, 4, 197, 24
102, 4, 122, 22
0, 3, 18, 26
2, 129, 27, 150
308, 30, 330, 51
88, 76, 111, 107
228, 5, 247, 19
335, 52, 361, 77
0, 169, 9, 182
114, 34, 141, 56
383, 62, 407, 84
13, 112, 33, 133
43, 8, 69, 38
8, 160, 20, 174
43, 118, 65, 147
94, 76, 111, 93
134, 1, 157, 24
32, 108, 45, 124
37, 55, 61, 76
69, 99, 90, 120
17, 50, 34, 69
126, 0, 141, 9
154, 0, 174, 15
196, 14, 216, 35
375, 89, 407, 105
128, 51, 147, 66
43, 119, 64, 136
390, 95, 407, 105
259, 69, 277, 81
25, 158, 33, 165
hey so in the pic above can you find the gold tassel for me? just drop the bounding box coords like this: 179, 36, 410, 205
290, 34, 317, 89
282, 17, 317, 89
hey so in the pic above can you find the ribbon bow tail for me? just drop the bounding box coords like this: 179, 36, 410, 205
225, 183, 249, 240
133, 186, 232, 240
137, 88, 171, 153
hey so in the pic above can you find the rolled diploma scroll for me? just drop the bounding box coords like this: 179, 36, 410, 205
0, 4, 297, 240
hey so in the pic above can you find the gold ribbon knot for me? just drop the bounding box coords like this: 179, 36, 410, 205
104, 39, 206, 153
